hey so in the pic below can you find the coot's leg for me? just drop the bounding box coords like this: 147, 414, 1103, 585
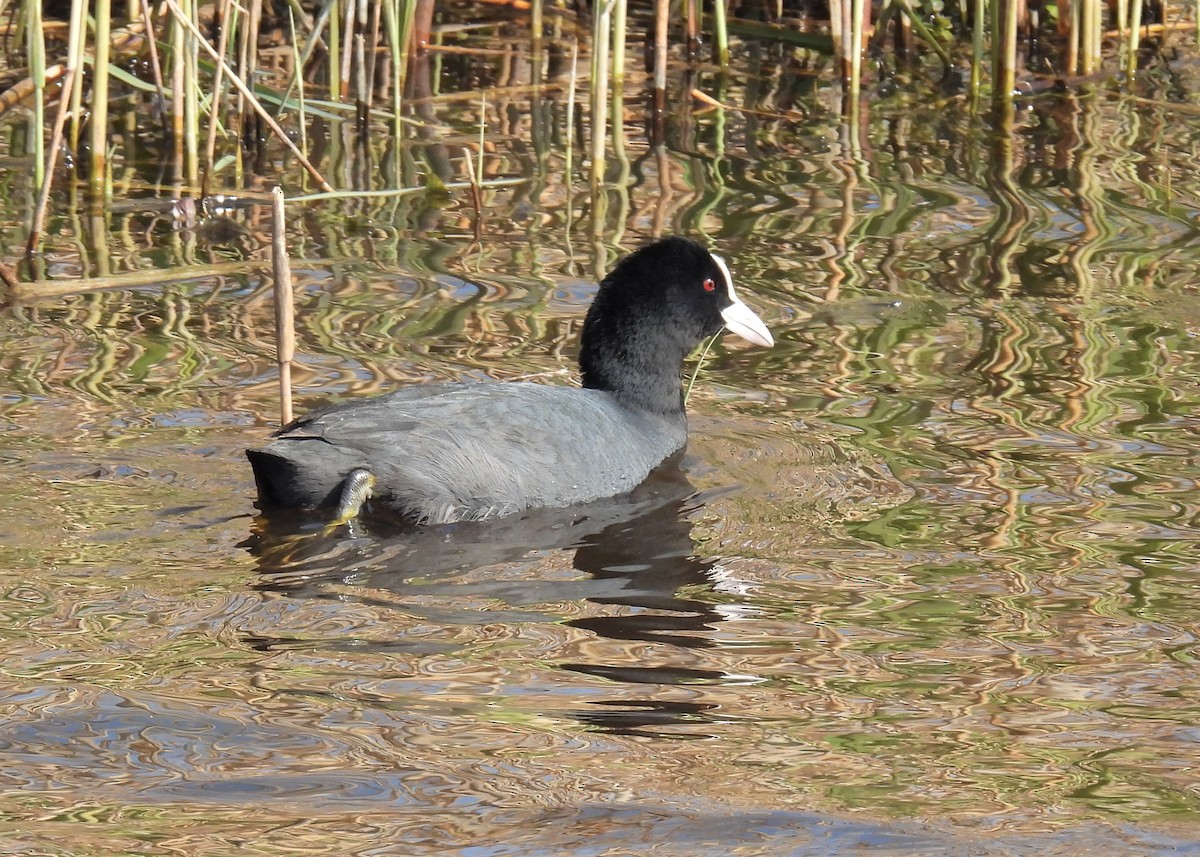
329, 468, 376, 526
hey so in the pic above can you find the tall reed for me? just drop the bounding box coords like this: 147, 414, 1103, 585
26, 0, 44, 189
993, 0, 1018, 105
713, 0, 730, 66
589, 0, 612, 186
1126, 0, 1145, 73
12, 0, 1196, 243
90, 0, 112, 194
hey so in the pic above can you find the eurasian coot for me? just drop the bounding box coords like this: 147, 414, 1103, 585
247, 237, 773, 523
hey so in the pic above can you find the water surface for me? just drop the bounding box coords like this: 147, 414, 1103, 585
3, 20, 1200, 856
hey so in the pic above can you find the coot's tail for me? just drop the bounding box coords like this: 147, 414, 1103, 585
246, 444, 351, 509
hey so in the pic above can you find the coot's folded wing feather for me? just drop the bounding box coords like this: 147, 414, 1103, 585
253, 383, 687, 522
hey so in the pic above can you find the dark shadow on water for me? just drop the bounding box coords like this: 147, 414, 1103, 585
244, 453, 744, 736
569, 698, 724, 740
245, 453, 713, 604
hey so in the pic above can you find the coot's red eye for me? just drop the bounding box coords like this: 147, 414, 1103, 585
703, 278, 716, 292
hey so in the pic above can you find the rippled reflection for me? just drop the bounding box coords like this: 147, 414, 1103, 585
249, 457, 764, 737
3, 8, 1200, 855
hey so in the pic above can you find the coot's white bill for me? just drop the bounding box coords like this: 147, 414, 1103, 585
710, 252, 773, 348
720, 297, 773, 348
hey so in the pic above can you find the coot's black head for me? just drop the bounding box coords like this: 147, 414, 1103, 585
580, 237, 773, 414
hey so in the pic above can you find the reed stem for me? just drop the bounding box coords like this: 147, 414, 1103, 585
589, 0, 612, 187
654, 0, 669, 93
329, 0, 342, 100
564, 39, 578, 222
970, 0, 985, 101
532, 0, 544, 46
611, 0, 628, 87
182, 0, 200, 187
90, 0, 112, 194
271, 186, 295, 427
1127, 0, 1145, 72
202, 0, 235, 198
685, 0, 699, 58
170, 5, 185, 182
27, 2, 84, 256
27, 0, 45, 190
849, 0, 865, 100
138, 0, 168, 117
163, 0, 336, 192
993, 0, 1017, 106
713, 0, 730, 66
287, 7, 310, 189
341, 0, 356, 100
1081, 0, 1098, 73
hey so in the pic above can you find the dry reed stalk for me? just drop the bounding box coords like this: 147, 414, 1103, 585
138, 0, 169, 116
234, 0, 250, 177
1081, 0, 1098, 72
182, 0, 200, 186
271, 186, 295, 427
163, 0, 335, 192
970, 0, 984, 99
90, 0, 112, 193
10, 259, 271, 301
994, 0, 1018, 105
201, 0, 235, 198
465, 94, 486, 236
354, 0, 368, 123
686, 0, 700, 58
829, 0, 848, 84
170, 7, 185, 181
893, 0, 912, 59
67, 7, 85, 152
564, 39, 578, 213
341, 0, 355, 99
1127, 0, 1145, 71
849, 0, 865, 99
288, 177, 524, 203
1066, 0, 1080, 72
0, 65, 64, 116
690, 87, 805, 120
288, 9, 310, 170
366, 0, 382, 115
415, 0, 435, 49
27, 63, 78, 255
589, 0, 611, 187
532, 0, 544, 46
654, 0, 669, 93
1106, 19, 1194, 37
246, 0, 263, 94
611, 0, 627, 87
0, 261, 18, 291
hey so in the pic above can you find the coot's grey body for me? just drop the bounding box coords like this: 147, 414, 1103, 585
247, 237, 772, 523
252, 381, 686, 524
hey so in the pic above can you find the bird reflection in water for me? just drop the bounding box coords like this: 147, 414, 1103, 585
245, 454, 741, 738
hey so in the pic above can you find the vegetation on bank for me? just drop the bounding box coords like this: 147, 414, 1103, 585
0, 0, 1195, 265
